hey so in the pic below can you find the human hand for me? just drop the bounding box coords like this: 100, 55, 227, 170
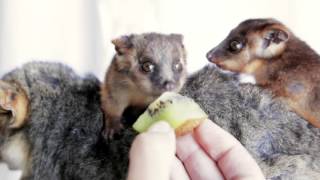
127, 121, 188, 180
176, 120, 265, 180
127, 120, 265, 180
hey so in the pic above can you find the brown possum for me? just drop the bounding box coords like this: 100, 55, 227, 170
206, 18, 320, 128
101, 33, 187, 138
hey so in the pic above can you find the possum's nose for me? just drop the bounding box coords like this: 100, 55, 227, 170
162, 80, 175, 91
206, 51, 212, 61
206, 49, 215, 62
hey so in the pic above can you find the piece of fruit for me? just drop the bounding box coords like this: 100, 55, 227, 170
133, 92, 208, 136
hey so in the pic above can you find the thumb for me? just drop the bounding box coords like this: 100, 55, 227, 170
127, 121, 176, 180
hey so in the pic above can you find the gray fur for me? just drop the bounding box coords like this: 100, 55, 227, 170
2, 62, 135, 180
2, 62, 320, 179
181, 65, 320, 179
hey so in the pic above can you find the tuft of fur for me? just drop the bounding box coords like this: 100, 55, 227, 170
1, 62, 320, 179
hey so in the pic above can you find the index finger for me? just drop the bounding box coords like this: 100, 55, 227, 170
194, 120, 265, 180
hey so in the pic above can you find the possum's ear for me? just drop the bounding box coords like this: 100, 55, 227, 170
111, 35, 133, 55
262, 28, 289, 48
0, 81, 29, 129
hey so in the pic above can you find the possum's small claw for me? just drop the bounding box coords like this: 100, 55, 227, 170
103, 119, 123, 140
0, 81, 29, 129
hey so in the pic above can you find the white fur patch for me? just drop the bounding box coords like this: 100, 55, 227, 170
1, 133, 28, 170
239, 73, 256, 84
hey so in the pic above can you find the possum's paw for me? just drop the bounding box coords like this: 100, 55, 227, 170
0, 81, 29, 129
103, 118, 124, 140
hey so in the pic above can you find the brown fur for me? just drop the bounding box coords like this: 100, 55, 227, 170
0, 81, 30, 179
101, 33, 187, 138
0, 81, 29, 130
207, 18, 320, 128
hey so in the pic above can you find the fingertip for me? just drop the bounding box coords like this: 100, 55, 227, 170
196, 119, 220, 134
194, 120, 265, 179
130, 121, 176, 158
176, 133, 224, 180
194, 119, 238, 161
176, 133, 200, 161
148, 121, 172, 133
128, 121, 176, 180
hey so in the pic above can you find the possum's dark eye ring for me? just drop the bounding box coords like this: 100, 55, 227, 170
229, 40, 243, 52
141, 61, 155, 73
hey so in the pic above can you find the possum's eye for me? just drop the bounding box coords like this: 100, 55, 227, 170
173, 62, 183, 72
141, 61, 155, 73
229, 40, 243, 52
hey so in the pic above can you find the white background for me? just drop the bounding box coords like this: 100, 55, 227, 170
0, 0, 320, 179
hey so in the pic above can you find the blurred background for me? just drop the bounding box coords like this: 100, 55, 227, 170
0, 0, 320, 179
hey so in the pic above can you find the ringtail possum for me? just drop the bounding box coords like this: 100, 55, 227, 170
206, 18, 320, 128
101, 33, 187, 138
1, 62, 320, 179
0, 62, 136, 180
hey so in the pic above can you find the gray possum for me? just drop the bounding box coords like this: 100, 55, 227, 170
101, 33, 187, 138
0, 62, 136, 180
1, 62, 320, 180
206, 18, 320, 128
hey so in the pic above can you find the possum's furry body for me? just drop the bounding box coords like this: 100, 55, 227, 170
1, 62, 136, 180
182, 65, 320, 179
1, 62, 320, 179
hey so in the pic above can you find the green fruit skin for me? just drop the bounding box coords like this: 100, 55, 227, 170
133, 92, 208, 133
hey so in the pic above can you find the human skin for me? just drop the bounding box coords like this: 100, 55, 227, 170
127, 120, 265, 180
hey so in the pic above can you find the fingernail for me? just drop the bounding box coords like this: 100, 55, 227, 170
148, 121, 172, 133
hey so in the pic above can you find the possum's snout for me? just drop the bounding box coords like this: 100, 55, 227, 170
161, 80, 176, 91
206, 48, 224, 67
206, 48, 215, 62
